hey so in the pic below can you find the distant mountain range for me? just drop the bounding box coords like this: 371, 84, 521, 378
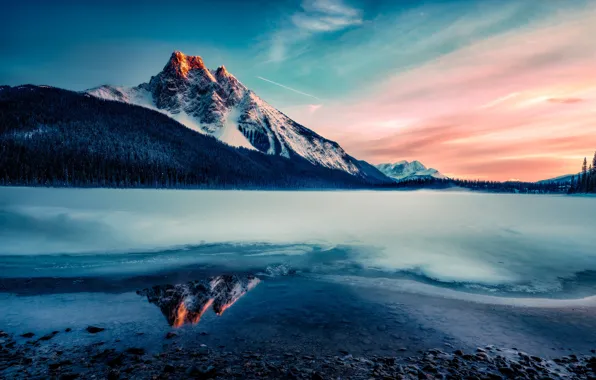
375, 160, 446, 182
87, 51, 387, 183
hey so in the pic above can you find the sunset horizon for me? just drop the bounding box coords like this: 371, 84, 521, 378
2, 2, 596, 378
3, 0, 596, 181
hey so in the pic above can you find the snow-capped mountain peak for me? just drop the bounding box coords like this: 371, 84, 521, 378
166, 51, 211, 79
375, 160, 446, 182
87, 51, 389, 182
215, 65, 228, 77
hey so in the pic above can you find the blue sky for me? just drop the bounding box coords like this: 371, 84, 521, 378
1, 0, 563, 100
2, 0, 595, 180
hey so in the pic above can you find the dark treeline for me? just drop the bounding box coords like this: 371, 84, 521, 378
0, 86, 372, 189
377, 177, 570, 194
568, 152, 596, 194
1, 85, 591, 194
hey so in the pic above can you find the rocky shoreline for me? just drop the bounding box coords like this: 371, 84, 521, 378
2, 329, 595, 379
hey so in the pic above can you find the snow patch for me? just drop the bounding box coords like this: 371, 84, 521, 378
216, 107, 256, 150
376, 160, 446, 182
85, 53, 374, 178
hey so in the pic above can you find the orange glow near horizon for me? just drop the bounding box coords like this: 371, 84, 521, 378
286, 8, 596, 181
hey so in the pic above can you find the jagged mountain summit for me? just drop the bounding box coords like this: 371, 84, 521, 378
0, 85, 381, 189
88, 51, 386, 181
375, 160, 446, 182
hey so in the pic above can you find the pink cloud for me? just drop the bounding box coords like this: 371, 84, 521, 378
547, 97, 584, 104
284, 7, 596, 181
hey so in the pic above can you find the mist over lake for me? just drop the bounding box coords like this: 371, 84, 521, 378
2, 187, 596, 299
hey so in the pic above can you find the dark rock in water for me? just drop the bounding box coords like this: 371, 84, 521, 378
498, 366, 515, 376
165, 332, 178, 339
49, 360, 73, 370
163, 364, 175, 373
107, 369, 120, 380
126, 347, 146, 355
186, 364, 216, 377
137, 274, 260, 327
38, 332, 58, 341
185, 365, 199, 376
65, 328, 72, 333
59, 374, 79, 380
200, 365, 217, 377
20, 332, 35, 338
197, 345, 209, 356
86, 326, 105, 334
106, 354, 124, 367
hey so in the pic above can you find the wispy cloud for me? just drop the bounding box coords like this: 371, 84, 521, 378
284, 4, 596, 181
257, 76, 322, 100
266, 0, 362, 62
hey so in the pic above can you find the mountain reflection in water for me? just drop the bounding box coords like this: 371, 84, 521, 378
137, 274, 260, 327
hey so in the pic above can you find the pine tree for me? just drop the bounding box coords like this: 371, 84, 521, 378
590, 164, 594, 193
581, 157, 588, 192
591, 151, 596, 193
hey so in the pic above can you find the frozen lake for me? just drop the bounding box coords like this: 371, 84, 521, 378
1, 187, 596, 359
2, 187, 596, 298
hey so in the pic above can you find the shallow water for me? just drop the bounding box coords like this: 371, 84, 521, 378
1, 187, 596, 358
1, 187, 596, 298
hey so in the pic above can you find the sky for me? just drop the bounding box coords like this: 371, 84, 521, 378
2, 0, 596, 181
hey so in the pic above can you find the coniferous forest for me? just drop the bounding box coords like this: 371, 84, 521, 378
378, 177, 571, 194
568, 152, 596, 194
0, 85, 372, 189
1, 85, 593, 194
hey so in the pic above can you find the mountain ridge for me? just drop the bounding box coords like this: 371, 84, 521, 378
87, 51, 389, 183
375, 160, 446, 182
0, 85, 382, 189
536, 173, 579, 184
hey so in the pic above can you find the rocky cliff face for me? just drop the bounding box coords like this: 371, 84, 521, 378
87, 51, 391, 182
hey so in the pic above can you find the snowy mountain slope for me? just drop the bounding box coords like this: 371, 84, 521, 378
536, 173, 578, 184
375, 160, 446, 182
1, 85, 375, 189
87, 51, 389, 182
